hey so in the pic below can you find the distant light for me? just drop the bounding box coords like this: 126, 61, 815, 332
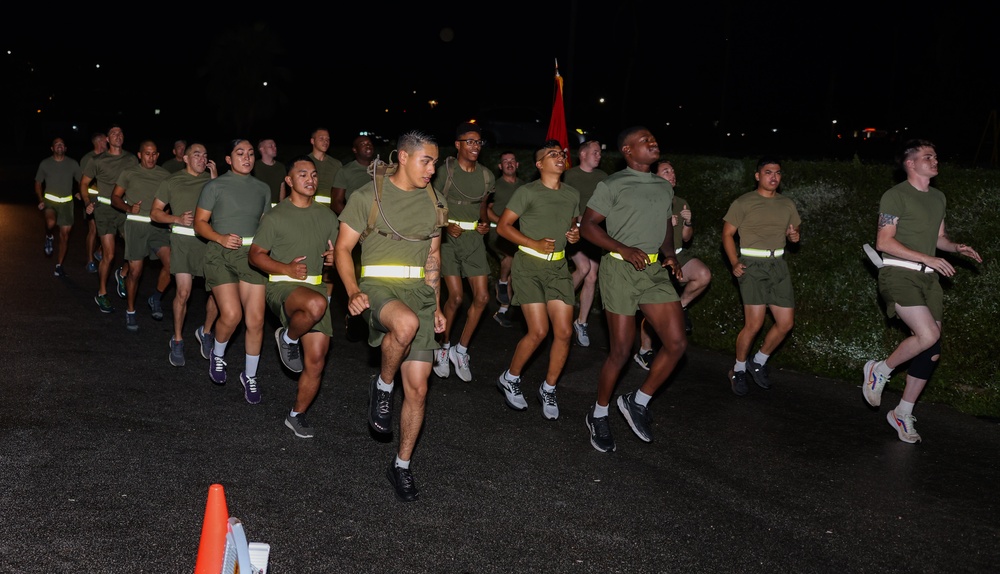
428, 100, 438, 109
36, 109, 41, 114
384, 108, 389, 113
6, 50, 10, 55
664, 122, 671, 126
598, 98, 605, 104
772, 128, 778, 133
95, 64, 100, 69
832, 119, 838, 124
154, 109, 160, 115
262, 81, 268, 87
726, 132, 731, 137
412, 90, 417, 94
72, 125, 78, 131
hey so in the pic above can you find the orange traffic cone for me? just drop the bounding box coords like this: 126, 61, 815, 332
193, 484, 230, 574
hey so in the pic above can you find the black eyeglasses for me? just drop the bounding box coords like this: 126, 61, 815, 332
459, 139, 485, 147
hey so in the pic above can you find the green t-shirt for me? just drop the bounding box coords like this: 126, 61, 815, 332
879, 181, 946, 258
431, 157, 495, 222
505, 180, 580, 252
117, 165, 171, 216
253, 200, 340, 277
341, 179, 447, 269
491, 177, 523, 217
332, 160, 373, 203
308, 153, 343, 202
253, 160, 287, 204
563, 166, 609, 214
35, 156, 82, 198
161, 158, 186, 174
587, 167, 674, 253
197, 171, 272, 236
84, 151, 139, 199
155, 170, 211, 224
723, 190, 802, 250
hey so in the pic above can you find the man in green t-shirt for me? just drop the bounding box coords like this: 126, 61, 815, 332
34, 137, 82, 277
862, 139, 981, 443
581, 126, 687, 453
722, 157, 801, 397
253, 138, 286, 206
335, 130, 446, 503
250, 156, 339, 439
431, 122, 494, 383
332, 134, 376, 215
563, 139, 609, 347
496, 141, 580, 420
111, 140, 172, 333
161, 140, 187, 173
80, 132, 108, 273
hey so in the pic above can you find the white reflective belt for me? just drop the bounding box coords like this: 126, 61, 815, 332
242, 236, 254, 244
882, 258, 935, 274
490, 222, 498, 228
97, 196, 112, 205
269, 274, 322, 285
271, 202, 278, 208
87, 188, 99, 195
740, 248, 784, 258
361, 265, 425, 279
127, 214, 152, 223
44, 193, 73, 203
171, 225, 196, 236
448, 219, 478, 230
609, 252, 659, 263
519, 245, 565, 261
315, 196, 331, 204
675, 247, 683, 255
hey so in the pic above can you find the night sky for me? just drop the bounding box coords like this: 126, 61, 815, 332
3, 3, 997, 165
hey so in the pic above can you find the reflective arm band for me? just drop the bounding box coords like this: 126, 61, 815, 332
43, 193, 73, 203
88, 188, 99, 195
448, 219, 479, 231
675, 247, 683, 255
609, 252, 658, 263
97, 196, 112, 205
171, 225, 196, 236
315, 196, 331, 204
518, 246, 565, 261
882, 258, 935, 274
127, 214, 152, 223
740, 248, 784, 258
269, 274, 322, 285
361, 265, 425, 279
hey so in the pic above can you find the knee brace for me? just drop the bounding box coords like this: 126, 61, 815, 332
908, 339, 941, 380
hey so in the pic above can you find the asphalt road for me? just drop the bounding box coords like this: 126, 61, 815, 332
1, 197, 998, 574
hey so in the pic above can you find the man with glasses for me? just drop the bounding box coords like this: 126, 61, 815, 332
431, 122, 495, 383
580, 126, 687, 453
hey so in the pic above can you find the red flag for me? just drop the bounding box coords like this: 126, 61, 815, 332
546, 60, 571, 167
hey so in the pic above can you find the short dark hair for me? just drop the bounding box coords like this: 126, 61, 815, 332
286, 155, 315, 175
398, 130, 436, 154
897, 139, 936, 167
756, 156, 781, 171
617, 126, 647, 150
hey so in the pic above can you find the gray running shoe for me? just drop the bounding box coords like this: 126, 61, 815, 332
195, 326, 212, 360
285, 413, 314, 438
148, 295, 163, 321
449, 346, 473, 382
125, 312, 138, 332
537, 384, 559, 420
432, 347, 450, 378
85, 261, 98, 274
496, 373, 527, 410
573, 320, 590, 347
274, 328, 304, 373
169, 338, 185, 367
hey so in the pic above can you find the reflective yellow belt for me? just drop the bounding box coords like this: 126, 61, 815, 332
740, 248, 784, 258
609, 252, 659, 263
675, 247, 683, 254
882, 258, 935, 274
361, 265, 425, 279
315, 196, 331, 204
449, 219, 478, 231
97, 196, 112, 205
87, 188, 99, 195
171, 225, 196, 236
269, 274, 322, 285
271, 202, 278, 208
44, 193, 73, 203
127, 214, 152, 223
519, 246, 565, 261
241, 236, 254, 244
